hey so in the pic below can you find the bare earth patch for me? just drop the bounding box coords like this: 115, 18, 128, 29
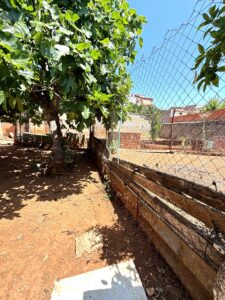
0, 146, 191, 300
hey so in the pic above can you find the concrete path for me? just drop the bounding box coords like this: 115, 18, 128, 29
51, 260, 147, 300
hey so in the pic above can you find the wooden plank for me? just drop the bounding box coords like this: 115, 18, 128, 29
110, 164, 224, 270
138, 214, 212, 300
114, 158, 225, 213
109, 169, 216, 299
109, 161, 225, 236
109, 171, 138, 219
131, 180, 224, 269
138, 202, 216, 300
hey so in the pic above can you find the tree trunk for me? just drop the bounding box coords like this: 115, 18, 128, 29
48, 114, 65, 175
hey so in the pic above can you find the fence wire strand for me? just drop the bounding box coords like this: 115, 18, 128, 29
95, 0, 225, 193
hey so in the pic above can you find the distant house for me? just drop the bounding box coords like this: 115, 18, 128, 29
161, 105, 203, 123
160, 108, 225, 151
129, 94, 153, 106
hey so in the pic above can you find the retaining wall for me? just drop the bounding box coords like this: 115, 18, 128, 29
91, 136, 225, 300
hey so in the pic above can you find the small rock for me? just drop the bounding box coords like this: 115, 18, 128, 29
43, 255, 48, 261
146, 287, 155, 297
16, 234, 23, 240
43, 288, 49, 295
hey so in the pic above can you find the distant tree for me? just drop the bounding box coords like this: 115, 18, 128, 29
203, 98, 225, 112
193, 3, 225, 90
146, 105, 162, 141
127, 103, 148, 115
0, 0, 146, 173
127, 103, 162, 140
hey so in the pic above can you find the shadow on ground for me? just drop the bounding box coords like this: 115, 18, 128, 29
90, 199, 191, 300
0, 145, 97, 220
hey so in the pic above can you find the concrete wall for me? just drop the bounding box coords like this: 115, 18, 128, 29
0, 122, 15, 139
160, 120, 225, 151
160, 120, 225, 140
94, 114, 151, 141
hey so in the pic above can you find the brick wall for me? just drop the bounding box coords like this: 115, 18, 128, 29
108, 132, 141, 149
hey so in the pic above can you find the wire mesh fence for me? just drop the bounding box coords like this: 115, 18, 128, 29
94, 0, 225, 193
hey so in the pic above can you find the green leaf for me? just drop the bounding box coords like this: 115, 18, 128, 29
100, 64, 107, 75
65, 10, 80, 22
198, 44, 205, 54
0, 91, 5, 105
0, 33, 18, 52
99, 106, 109, 118
14, 21, 30, 38
197, 79, 205, 90
100, 38, 114, 49
218, 66, 225, 72
82, 29, 92, 38
30, 21, 52, 32
76, 42, 91, 51
203, 13, 210, 21
112, 11, 120, 20
10, 51, 31, 69
194, 55, 205, 69
9, 96, 16, 109
212, 75, 219, 87
57, 27, 74, 36
100, 38, 110, 45
49, 5, 59, 20
10, 0, 17, 8
22, 4, 33, 11
139, 37, 143, 48
81, 106, 90, 119
91, 49, 101, 60
17, 98, 24, 112
209, 5, 217, 17
60, 75, 76, 95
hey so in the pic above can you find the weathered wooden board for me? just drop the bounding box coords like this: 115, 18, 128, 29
109, 161, 225, 236
109, 171, 138, 219
113, 158, 225, 213
138, 214, 211, 300
110, 164, 224, 270
109, 169, 216, 300
138, 202, 216, 300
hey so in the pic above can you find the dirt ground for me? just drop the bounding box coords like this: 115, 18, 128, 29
0, 146, 190, 300
114, 149, 225, 192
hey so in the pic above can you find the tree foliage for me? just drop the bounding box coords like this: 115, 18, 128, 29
0, 0, 146, 132
128, 102, 148, 115
128, 103, 162, 141
194, 2, 225, 91
147, 105, 162, 141
202, 98, 225, 112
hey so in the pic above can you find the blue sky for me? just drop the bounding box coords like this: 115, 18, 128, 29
128, 0, 197, 57
126, 0, 225, 108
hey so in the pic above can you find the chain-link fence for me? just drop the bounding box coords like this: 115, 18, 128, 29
94, 0, 225, 193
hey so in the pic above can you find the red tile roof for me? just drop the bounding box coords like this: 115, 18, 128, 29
171, 108, 225, 123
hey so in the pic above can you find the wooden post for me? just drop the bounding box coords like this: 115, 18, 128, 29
170, 108, 176, 152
